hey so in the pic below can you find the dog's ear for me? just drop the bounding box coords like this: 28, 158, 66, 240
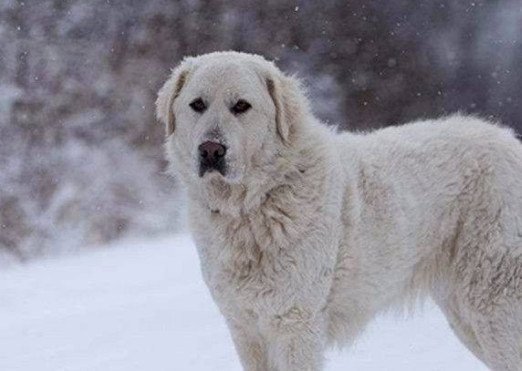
156, 60, 192, 136
266, 72, 308, 143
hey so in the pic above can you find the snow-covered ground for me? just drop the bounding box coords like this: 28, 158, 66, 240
0, 234, 488, 371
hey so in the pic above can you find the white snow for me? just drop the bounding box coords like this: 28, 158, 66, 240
0, 234, 488, 371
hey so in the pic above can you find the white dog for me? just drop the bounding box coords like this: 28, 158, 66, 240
157, 51, 522, 371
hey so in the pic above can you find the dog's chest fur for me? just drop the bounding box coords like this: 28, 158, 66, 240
189, 177, 340, 318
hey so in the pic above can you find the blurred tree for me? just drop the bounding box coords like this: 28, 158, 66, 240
0, 0, 520, 261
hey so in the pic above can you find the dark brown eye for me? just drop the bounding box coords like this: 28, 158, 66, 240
231, 99, 251, 115
189, 98, 206, 113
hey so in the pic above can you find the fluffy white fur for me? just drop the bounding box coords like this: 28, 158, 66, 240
157, 51, 522, 371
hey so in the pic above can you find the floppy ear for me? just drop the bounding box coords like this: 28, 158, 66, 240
266, 72, 308, 143
156, 61, 192, 136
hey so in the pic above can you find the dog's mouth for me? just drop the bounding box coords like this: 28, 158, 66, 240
199, 159, 227, 178
198, 158, 245, 184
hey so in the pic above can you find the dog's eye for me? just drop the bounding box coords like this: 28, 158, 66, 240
231, 99, 251, 115
189, 98, 206, 113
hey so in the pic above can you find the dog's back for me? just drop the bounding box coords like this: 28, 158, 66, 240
331, 114, 522, 369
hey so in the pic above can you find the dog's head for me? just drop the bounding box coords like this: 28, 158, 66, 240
156, 51, 309, 186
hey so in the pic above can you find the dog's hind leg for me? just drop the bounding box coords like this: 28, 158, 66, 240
470, 308, 522, 371
438, 290, 522, 370
436, 299, 487, 364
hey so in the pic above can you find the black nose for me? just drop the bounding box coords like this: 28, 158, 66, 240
198, 141, 227, 177
198, 141, 227, 160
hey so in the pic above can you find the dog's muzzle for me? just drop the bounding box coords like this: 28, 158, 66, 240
198, 141, 227, 177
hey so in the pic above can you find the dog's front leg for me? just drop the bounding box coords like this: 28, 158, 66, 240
262, 308, 326, 371
227, 318, 269, 371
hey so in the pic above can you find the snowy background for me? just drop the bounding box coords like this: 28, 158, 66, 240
0, 1, 521, 369
0, 234, 488, 370
1, 0, 521, 260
